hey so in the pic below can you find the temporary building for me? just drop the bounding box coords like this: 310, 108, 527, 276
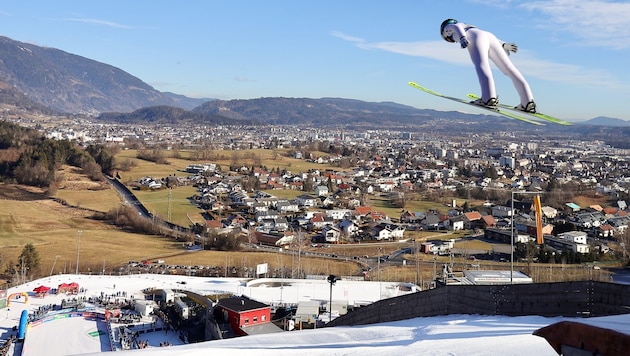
58, 282, 79, 294
33, 285, 51, 297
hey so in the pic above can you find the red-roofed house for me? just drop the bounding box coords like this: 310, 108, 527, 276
214, 297, 281, 336
463, 211, 483, 229
481, 215, 497, 228
370, 211, 388, 221
205, 219, 223, 231
310, 213, 333, 230
354, 206, 373, 217
595, 224, 614, 238
603, 207, 618, 215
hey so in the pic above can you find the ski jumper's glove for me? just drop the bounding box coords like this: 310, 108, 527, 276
502, 43, 518, 55
460, 36, 469, 49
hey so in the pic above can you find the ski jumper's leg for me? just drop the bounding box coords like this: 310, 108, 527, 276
466, 29, 496, 102
487, 34, 534, 106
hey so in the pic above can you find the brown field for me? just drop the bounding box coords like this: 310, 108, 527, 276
0, 195, 360, 283
133, 186, 203, 226
115, 148, 346, 183
572, 195, 610, 209
0, 161, 364, 285
0, 196, 180, 275
53, 165, 122, 212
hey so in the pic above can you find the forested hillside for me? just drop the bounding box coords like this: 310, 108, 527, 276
0, 121, 112, 188
97, 105, 257, 125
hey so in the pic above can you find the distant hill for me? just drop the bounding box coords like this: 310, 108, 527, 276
0, 35, 183, 113
162, 92, 214, 111
191, 97, 478, 126
579, 116, 630, 127
97, 105, 258, 126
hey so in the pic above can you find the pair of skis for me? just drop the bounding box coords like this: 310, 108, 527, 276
408, 81, 572, 126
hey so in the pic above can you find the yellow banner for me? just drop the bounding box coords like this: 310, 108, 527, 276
534, 195, 543, 244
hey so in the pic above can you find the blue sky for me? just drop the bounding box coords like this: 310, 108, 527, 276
1, 1, 629, 121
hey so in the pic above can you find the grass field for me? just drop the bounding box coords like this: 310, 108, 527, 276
0, 198, 358, 284
52, 165, 122, 213
0, 199, 182, 278
115, 148, 345, 183
54, 187, 122, 212
133, 186, 204, 226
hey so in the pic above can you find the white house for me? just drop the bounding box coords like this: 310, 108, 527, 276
174, 298, 190, 320
448, 216, 465, 231
541, 206, 558, 219
139, 176, 162, 189
322, 225, 341, 243
338, 220, 360, 237
296, 194, 318, 208
326, 209, 351, 221
372, 223, 405, 240
544, 235, 590, 254
314, 185, 329, 196
557, 231, 588, 244
277, 201, 300, 213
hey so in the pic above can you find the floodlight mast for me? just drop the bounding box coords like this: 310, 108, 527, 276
327, 275, 338, 323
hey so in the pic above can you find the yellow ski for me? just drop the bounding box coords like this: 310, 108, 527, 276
408, 81, 544, 126
467, 93, 572, 126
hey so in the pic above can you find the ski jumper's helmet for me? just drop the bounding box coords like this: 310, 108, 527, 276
440, 19, 458, 42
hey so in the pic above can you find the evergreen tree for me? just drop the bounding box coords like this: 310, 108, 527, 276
483, 166, 498, 180
17, 243, 40, 277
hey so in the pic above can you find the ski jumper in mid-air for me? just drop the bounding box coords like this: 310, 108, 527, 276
440, 19, 536, 113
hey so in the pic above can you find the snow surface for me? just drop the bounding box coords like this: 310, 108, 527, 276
0, 273, 623, 355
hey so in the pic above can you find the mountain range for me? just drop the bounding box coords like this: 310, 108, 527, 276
1, 34, 629, 132
0, 35, 209, 114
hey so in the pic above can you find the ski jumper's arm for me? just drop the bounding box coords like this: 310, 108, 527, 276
443, 22, 470, 45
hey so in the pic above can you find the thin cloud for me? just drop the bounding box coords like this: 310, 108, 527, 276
335, 34, 622, 89
520, 0, 630, 50
330, 31, 365, 44
333, 30, 469, 64
61, 18, 134, 29
358, 40, 470, 65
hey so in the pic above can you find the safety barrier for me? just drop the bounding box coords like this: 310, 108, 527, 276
329, 281, 630, 327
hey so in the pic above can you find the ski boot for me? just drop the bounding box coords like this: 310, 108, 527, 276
515, 101, 536, 113
470, 97, 498, 109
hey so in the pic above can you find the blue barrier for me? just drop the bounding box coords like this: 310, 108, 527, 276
18, 310, 28, 340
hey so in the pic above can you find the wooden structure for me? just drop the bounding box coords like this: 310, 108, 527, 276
329, 281, 630, 327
